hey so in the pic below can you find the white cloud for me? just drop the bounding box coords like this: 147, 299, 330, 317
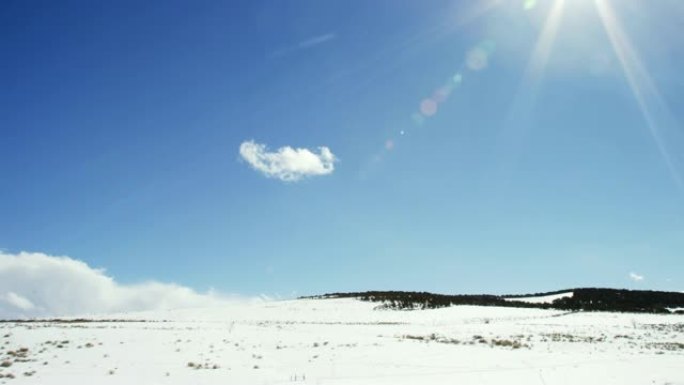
629, 272, 644, 282
2, 292, 35, 311
271, 33, 337, 57
239, 140, 337, 182
298, 33, 336, 49
0, 251, 237, 319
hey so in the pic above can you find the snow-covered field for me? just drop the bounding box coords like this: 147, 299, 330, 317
1, 298, 683, 384
503, 292, 574, 304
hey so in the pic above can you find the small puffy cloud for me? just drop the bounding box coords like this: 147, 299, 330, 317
629, 272, 644, 282
239, 140, 337, 182
0, 251, 235, 319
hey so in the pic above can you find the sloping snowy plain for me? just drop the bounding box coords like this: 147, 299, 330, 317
1, 297, 683, 384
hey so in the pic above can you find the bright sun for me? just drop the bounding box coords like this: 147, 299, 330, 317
523, 0, 683, 190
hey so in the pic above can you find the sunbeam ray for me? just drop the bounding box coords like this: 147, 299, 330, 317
508, 0, 566, 127
595, 0, 684, 191
490, 0, 567, 188
526, 0, 566, 84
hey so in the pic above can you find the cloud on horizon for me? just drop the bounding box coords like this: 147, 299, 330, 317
239, 140, 337, 182
629, 272, 645, 282
0, 251, 241, 319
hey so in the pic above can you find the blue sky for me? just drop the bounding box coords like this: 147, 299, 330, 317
1, 0, 683, 299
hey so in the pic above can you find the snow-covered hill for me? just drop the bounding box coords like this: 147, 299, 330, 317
1, 298, 682, 384
504, 291, 574, 304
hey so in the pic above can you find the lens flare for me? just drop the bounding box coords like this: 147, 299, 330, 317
411, 112, 426, 126
361, 0, 504, 171
466, 40, 496, 72
466, 48, 489, 71
385, 139, 395, 150
420, 99, 438, 117
433, 85, 453, 103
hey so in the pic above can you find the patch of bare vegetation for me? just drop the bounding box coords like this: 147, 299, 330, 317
5, 347, 34, 363
641, 324, 684, 333
400, 334, 529, 349
644, 342, 684, 352
187, 361, 220, 370
540, 333, 606, 343
0, 319, 164, 324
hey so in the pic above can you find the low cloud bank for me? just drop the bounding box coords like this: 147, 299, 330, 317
0, 251, 235, 319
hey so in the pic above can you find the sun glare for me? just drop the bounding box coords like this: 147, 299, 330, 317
502, 0, 683, 191
594, 0, 684, 190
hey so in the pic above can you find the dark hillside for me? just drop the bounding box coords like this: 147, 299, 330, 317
304, 288, 684, 314
552, 288, 684, 313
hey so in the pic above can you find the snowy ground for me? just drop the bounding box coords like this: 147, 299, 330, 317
1, 298, 683, 384
503, 292, 574, 304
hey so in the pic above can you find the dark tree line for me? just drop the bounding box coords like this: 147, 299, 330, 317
302, 288, 684, 314
551, 288, 684, 313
